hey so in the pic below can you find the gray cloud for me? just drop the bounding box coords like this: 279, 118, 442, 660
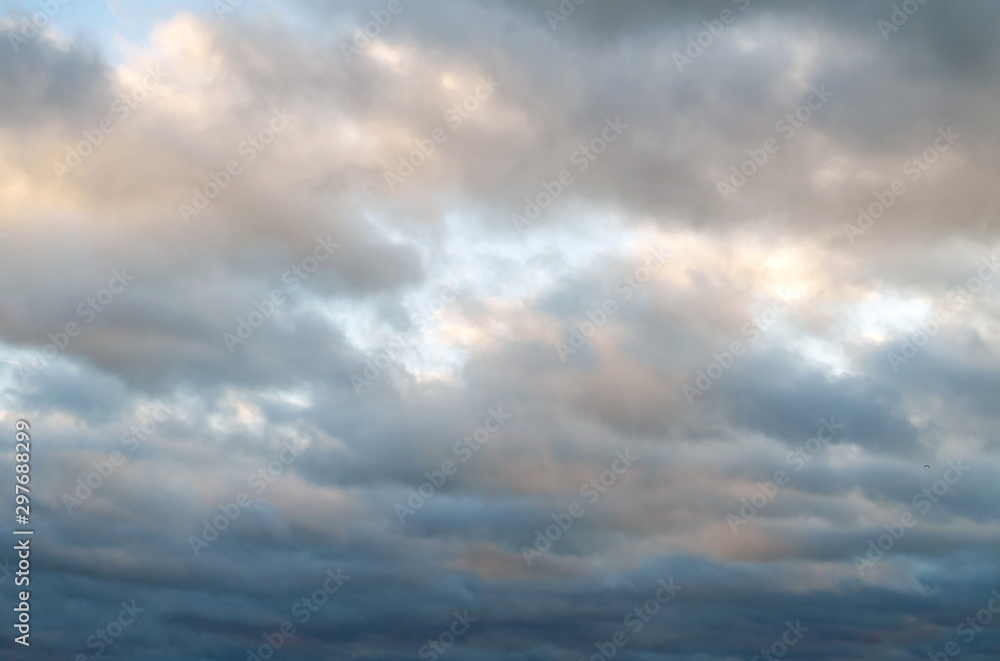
1, 1, 999, 659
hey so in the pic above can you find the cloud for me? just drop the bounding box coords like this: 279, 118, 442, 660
1, 1, 999, 659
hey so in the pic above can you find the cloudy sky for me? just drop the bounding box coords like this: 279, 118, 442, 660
1, 0, 999, 659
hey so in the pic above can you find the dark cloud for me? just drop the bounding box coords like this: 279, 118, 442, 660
1, 1, 999, 659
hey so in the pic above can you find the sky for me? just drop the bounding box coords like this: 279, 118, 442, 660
1, 0, 999, 659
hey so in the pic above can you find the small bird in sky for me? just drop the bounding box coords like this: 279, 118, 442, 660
924, 465, 931, 469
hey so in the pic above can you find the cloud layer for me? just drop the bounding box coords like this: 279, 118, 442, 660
1, 1, 999, 659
